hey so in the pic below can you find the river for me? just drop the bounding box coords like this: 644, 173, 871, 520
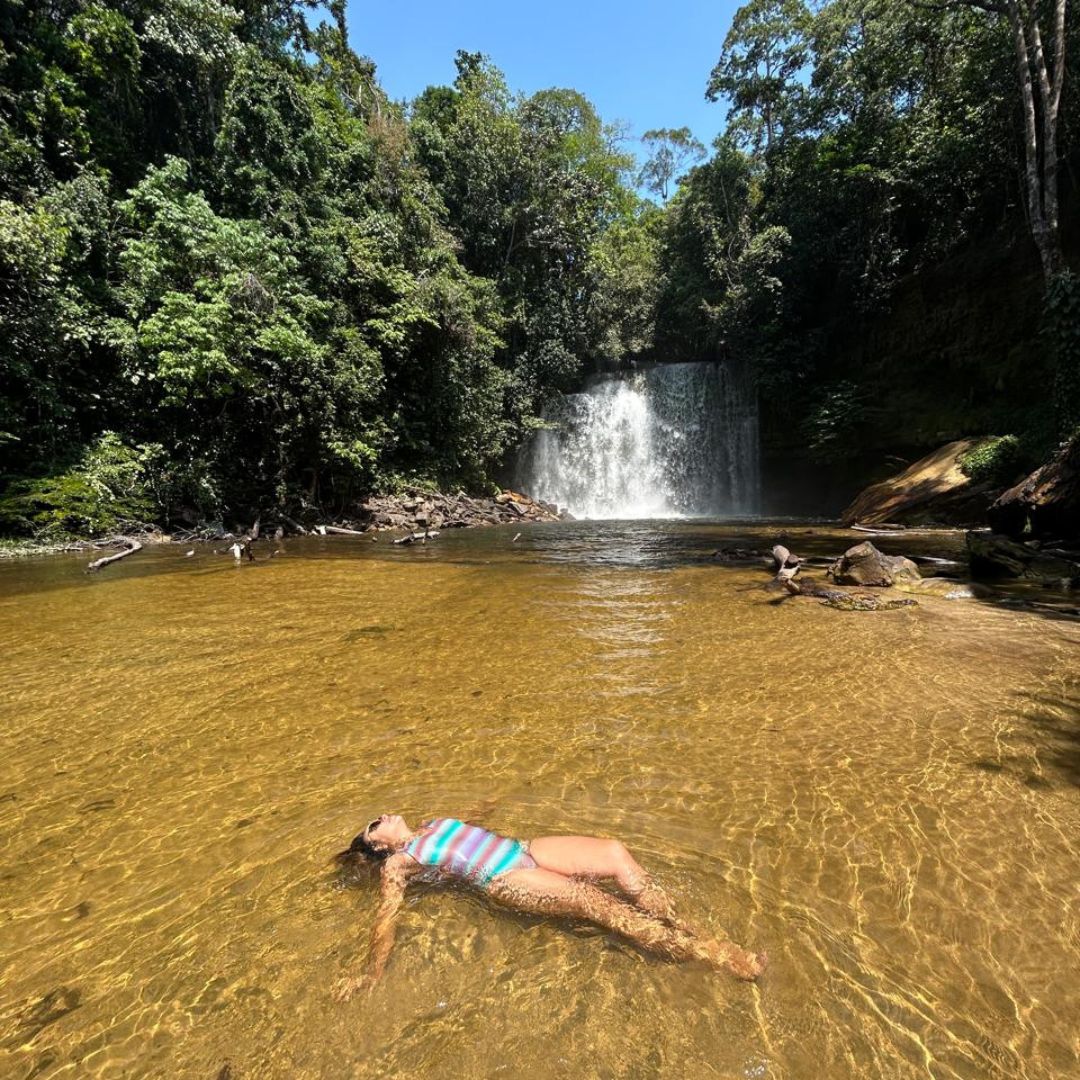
0, 522, 1077, 1078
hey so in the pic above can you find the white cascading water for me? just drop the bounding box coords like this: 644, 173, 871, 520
517, 361, 760, 519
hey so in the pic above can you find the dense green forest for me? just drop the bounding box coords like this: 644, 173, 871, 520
1, 0, 1076, 535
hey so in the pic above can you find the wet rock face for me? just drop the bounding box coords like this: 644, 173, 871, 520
840, 438, 999, 528
828, 541, 922, 587
988, 432, 1080, 540
966, 531, 1080, 580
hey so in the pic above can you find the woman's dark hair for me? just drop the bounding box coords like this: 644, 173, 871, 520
333, 829, 389, 867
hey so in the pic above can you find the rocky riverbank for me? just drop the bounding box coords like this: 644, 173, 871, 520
349, 490, 563, 533
0, 489, 565, 559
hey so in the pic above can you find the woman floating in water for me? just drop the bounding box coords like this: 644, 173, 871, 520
331, 814, 765, 1000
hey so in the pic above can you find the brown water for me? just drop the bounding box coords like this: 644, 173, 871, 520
1, 522, 1078, 1079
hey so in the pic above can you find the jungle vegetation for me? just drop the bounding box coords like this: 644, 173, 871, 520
0, 0, 1076, 535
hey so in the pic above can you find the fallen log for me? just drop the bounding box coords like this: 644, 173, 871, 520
394, 530, 441, 545
279, 514, 308, 535
851, 522, 906, 533
324, 525, 367, 536
87, 537, 143, 572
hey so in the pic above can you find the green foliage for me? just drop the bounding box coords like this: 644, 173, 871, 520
0, 173, 114, 474
957, 436, 1026, 487
588, 206, 662, 363
655, 139, 791, 373
799, 381, 867, 464
638, 128, 706, 202
0, 432, 160, 537
707, 0, 811, 153
679, 0, 1069, 459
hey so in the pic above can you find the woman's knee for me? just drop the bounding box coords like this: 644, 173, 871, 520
608, 842, 647, 886
604, 840, 634, 871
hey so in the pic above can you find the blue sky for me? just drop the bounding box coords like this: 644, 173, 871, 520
344, 1, 741, 162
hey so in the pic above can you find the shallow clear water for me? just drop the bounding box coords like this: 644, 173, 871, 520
0, 522, 1077, 1079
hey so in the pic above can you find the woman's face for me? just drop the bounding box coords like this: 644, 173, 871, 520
365, 813, 410, 852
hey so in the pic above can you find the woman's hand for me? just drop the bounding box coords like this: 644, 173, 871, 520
334, 854, 412, 1003
331, 973, 374, 1002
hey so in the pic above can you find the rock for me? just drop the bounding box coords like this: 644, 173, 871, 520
828, 541, 921, 587
348, 489, 559, 532
966, 531, 1080, 579
713, 546, 763, 563
885, 556, 922, 584
988, 431, 1080, 539
820, 594, 919, 611
841, 438, 1001, 527
894, 576, 992, 599
780, 575, 917, 610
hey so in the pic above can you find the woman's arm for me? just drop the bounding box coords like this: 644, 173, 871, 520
332, 854, 412, 1001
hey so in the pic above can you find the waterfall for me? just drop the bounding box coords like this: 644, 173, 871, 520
517, 361, 760, 519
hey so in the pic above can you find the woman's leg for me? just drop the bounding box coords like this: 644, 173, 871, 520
528, 836, 681, 924
487, 867, 765, 980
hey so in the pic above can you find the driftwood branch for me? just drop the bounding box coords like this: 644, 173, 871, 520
323, 525, 367, 536
394, 530, 440, 545
771, 544, 802, 584
279, 514, 308, 535
87, 537, 143, 572
850, 522, 907, 533
228, 539, 254, 562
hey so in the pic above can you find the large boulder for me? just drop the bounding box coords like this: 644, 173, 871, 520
828, 541, 921, 587
966, 531, 1079, 580
841, 438, 1000, 527
987, 432, 1080, 539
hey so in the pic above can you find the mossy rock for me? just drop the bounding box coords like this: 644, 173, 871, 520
819, 594, 919, 611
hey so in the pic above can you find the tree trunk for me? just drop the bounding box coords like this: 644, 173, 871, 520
1003, 0, 1067, 282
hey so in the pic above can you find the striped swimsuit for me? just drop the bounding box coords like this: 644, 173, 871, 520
403, 818, 536, 885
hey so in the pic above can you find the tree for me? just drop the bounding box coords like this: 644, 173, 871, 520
655, 139, 790, 367
637, 127, 706, 200
936, 1, 1067, 282
706, 0, 811, 153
